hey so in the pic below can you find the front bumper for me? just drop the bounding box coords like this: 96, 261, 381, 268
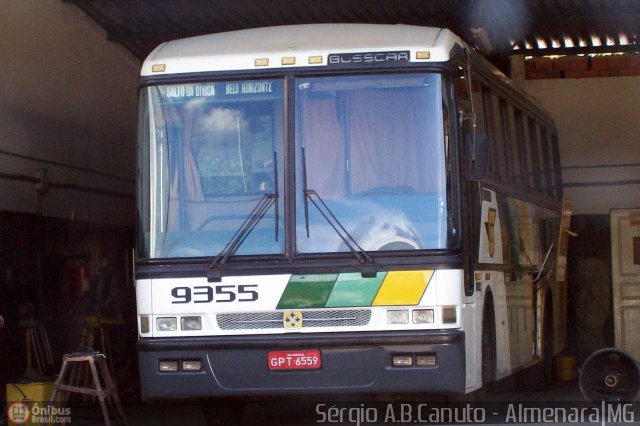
137, 329, 465, 400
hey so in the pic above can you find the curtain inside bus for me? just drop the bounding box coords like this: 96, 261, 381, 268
295, 73, 449, 254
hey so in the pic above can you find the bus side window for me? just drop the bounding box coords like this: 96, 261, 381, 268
549, 131, 563, 199
539, 126, 556, 198
499, 99, 516, 184
467, 76, 492, 181
454, 63, 476, 136
454, 65, 470, 110
456, 66, 489, 182
471, 77, 486, 135
527, 118, 543, 194
489, 94, 508, 181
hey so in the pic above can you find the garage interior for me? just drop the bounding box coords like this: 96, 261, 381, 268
1, 0, 639, 423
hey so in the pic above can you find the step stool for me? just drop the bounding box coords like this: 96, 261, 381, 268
48, 352, 127, 426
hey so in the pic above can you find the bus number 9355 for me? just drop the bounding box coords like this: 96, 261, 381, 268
170, 284, 259, 304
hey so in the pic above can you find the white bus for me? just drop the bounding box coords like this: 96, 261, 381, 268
135, 23, 571, 399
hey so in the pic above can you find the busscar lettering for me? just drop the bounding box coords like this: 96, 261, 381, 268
328, 51, 410, 66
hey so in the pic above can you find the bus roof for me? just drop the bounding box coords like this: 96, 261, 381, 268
141, 23, 464, 76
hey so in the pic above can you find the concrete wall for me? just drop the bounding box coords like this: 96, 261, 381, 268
0, 0, 141, 226
512, 55, 640, 215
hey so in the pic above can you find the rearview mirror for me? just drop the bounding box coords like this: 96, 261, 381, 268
466, 133, 489, 181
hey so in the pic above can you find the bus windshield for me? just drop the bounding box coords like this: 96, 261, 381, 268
138, 79, 285, 259
295, 73, 450, 253
138, 73, 453, 259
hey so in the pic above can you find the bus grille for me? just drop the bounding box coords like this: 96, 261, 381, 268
216, 309, 371, 330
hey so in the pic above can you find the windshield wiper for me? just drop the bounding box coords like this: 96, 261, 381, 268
207, 154, 279, 282
301, 147, 377, 277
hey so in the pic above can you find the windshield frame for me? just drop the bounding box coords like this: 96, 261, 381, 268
136, 67, 461, 267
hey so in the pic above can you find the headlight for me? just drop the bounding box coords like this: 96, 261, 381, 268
392, 355, 413, 367
181, 360, 203, 372
181, 316, 202, 331
416, 354, 437, 367
412, 309, 434, 324
387, 310, 409, 324
156, 317, 177, 331
158, 361, 179, 372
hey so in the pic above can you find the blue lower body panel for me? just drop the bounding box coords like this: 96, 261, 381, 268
138, 330, 465, 400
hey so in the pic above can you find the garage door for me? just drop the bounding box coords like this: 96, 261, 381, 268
611, 208, 640, 360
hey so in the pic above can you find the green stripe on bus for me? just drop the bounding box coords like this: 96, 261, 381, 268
325, 272, 386, 307
276, 274, 338, 309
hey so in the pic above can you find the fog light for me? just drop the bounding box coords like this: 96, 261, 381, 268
392, 355, 413, 367
158, 361, 179, 372
181, 316, 202, 330
140, 315, 150, 333
412, 309, 434, 324
181, 360, 202, 372
387, 310, 409, 324
416, 354, 437, 367
442, 307, 457, 324
157, 317, 177, 331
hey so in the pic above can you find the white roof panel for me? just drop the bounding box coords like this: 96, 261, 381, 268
141, 24, 463, 76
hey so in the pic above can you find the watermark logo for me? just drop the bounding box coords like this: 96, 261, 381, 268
7, 402, 30, 424
7, 403, 72, 424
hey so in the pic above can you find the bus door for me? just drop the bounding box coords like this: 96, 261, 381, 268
454, 57, 484, 390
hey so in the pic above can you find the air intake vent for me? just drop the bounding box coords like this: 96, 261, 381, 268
217, 309, 371, 330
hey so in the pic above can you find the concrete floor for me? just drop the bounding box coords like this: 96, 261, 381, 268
59, 379, 617, 426
17, 379, 638, 425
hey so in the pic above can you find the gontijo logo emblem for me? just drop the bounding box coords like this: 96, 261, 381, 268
283, 310, 303, 329
8, 402, 30, 424
485, 207, 497, 258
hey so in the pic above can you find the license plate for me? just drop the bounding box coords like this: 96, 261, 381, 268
268, 349, 321, 371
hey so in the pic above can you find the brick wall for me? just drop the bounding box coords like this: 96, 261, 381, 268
525, 54, 640, 79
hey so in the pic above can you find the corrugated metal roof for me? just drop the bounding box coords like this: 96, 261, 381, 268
66, 0, 640, 66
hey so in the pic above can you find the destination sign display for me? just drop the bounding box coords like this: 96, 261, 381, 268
160, 79, 283, 102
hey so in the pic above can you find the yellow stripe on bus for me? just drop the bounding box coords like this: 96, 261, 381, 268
372, 270, 434, 306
